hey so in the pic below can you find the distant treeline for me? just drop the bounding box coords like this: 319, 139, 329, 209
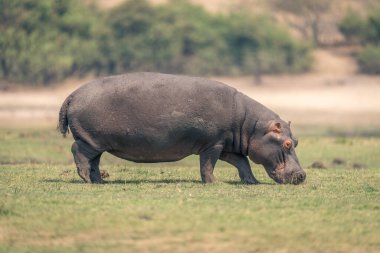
339, 8, 380, 74
0, 0, 311, 85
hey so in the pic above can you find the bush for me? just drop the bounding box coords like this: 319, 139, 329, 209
339, 10, 367, 44
0, 0, 103, 84
105, 2, 311, 76
357, 46, 380, 74
0, 0, 312, 85
340, 8, 380, 45
104, 0, 229, 75
225, 13, 311, 74
339, 8, 380, 74
366, 9, 380, 45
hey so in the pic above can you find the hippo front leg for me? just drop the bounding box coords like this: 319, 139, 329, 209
220, 152, 259, 184
199, 145, 223, 183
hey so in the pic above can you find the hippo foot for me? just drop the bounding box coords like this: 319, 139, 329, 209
91, 178, 105, 184
241, 178, 259, 184
89, 174, 105, 184
89, 173, 105, 184
202, 174, 216, 183
77, 171, 91, 184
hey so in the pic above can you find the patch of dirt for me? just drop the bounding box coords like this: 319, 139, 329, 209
100, 170, 110, 178
352, 163, 367, 169
332, 158, 347, 166
309, 161, 327, 169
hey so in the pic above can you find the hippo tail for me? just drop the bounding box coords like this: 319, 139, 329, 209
58, 95, 72, 137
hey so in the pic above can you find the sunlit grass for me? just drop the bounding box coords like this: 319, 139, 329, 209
0, 128, 379, 253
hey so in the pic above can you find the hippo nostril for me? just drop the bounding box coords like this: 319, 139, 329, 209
297, 172, 306, 183
292, 171, 306, 184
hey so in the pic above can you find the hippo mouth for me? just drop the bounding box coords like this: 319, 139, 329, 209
266, 163, 306, 185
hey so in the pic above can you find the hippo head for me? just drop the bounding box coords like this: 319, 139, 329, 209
248, 119, 306, 185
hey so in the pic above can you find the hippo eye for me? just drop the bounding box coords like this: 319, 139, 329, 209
283, 139, 292, 150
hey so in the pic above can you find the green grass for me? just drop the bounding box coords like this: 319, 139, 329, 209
0, 128, 379, 253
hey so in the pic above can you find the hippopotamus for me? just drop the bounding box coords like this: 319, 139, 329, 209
58, 72, 306, 185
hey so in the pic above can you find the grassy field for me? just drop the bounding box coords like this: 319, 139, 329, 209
0, 128, 379, 253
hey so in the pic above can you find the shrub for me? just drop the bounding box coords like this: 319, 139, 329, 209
339, 8, 380, 74
0, 0, 312, 84
366, 8, 380, 45
105, 0, 233, 75
225, 13, 311, 74
0, 0, 102, 84
105, 3, 311, 76
339, 10, 367, 44
357, 46, 380, 74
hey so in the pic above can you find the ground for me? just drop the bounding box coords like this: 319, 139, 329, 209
0, 129, 379, 253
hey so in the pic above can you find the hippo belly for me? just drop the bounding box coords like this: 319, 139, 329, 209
105, 124, 210, 163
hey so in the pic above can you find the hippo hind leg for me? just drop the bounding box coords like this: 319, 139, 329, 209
89, 154, 103, 183
71, 140, 104, 184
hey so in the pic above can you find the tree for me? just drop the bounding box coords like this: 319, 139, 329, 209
0, 0, 102, 84
0, 0, 312, 84
271, 0, 332, 46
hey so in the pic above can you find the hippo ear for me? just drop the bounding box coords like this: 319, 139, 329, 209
266, 121, 282, 134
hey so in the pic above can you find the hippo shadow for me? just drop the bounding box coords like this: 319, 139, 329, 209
41, 178, 201, 184
42, 179, 274, 185
224, 180, 275, 186
42, 179, 85, 184
105, 179, 202, 184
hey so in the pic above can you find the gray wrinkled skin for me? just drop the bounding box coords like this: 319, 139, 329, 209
59, 72, 306, 185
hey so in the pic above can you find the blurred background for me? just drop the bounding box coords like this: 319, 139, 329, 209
1, 0, 380, 135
